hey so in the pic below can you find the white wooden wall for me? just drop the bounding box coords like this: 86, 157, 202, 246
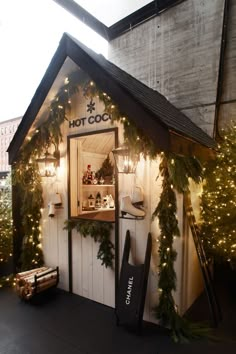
41, 145, 69, 291
40, 89, 200, 323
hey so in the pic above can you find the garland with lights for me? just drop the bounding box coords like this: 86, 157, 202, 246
11, 72, 81, 271
64, 219, 114, 268
12, 160, 44, 271
11, 70, 206, 341
152, 154, 207, 342
200, 122, 236, 268
0, 175, 14, 287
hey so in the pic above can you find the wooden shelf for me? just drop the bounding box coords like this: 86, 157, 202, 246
82, 184, 115, 188
72, 210, 115, 223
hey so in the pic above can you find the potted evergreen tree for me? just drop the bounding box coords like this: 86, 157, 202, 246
96, 154, 114, 184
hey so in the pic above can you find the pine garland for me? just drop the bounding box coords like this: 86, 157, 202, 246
12, 160, 44, 270
152, 156, 179, 324
64, 219, 114, 268
12, 71, 82, 271
166, 153, 203, 193
152, 154, 208, 342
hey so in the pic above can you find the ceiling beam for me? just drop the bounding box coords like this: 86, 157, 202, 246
52, 0, 186, 41
53, 0, 110, 40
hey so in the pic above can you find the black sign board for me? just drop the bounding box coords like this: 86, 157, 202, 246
116, 230, 152, 332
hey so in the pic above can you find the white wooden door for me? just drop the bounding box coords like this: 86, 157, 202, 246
70, 139, 115, 307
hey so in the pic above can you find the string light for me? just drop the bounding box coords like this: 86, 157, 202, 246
201, 123, 236, 266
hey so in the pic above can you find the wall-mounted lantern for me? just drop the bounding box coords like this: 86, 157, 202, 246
112, 145, 139, 174
36, 148, 60, 177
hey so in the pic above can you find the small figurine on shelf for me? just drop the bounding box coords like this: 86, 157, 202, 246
102, 195, 108, 208
99, 176, 105, 185
87, 164, 93, 184
83, 164, 95, 184
88, 194, 95, 209
92, 172, 98, 185
95, 192, 102, 209
108, 194, 115, 208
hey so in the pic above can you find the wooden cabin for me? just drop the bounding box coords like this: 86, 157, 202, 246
8, 32, 216, 323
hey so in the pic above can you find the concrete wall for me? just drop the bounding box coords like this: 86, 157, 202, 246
108, 0, 225, 137
219, 0, 236, 129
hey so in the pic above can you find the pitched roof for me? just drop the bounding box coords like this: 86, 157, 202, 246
8, 32, 216, 164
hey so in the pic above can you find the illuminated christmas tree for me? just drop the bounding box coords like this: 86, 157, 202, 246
0, 176, 13, 267
201, 122, 236, 268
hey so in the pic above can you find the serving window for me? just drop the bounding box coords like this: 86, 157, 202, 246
68, 128, 118, 222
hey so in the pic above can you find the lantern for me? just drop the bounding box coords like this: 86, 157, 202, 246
36, 149, 60, 177
112, 145, 139, 174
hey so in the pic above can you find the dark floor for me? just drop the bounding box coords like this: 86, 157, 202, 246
0, 272, 236, 354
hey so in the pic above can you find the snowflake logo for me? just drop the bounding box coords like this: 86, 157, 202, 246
87, 99, 95, 114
